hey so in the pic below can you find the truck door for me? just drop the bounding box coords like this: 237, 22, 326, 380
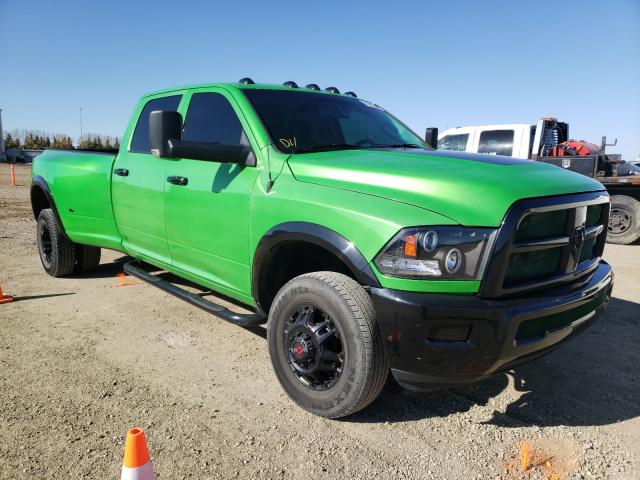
164, 88, 260, 300
111, 94, 183, 265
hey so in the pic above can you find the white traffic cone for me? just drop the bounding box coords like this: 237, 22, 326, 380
120, 427, 155, 480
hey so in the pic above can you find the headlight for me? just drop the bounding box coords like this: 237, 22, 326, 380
374, 227, 497, 279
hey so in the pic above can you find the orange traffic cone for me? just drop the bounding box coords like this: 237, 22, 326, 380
120, 427, 155, 480
0, 284, 13, 304
10, 164, 17, 186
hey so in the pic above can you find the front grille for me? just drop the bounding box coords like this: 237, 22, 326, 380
503, 247, 563, 287
481, 192, 610, 298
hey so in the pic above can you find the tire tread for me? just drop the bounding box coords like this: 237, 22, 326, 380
608, 195, 640, 245
74, 244, 101, 274
272, 271, 388, 418
38, 208, 75, 277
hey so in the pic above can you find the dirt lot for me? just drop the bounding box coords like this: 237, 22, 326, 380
0, 163, 638, 479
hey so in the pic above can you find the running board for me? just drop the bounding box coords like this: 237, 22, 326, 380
123, 261, 266, 326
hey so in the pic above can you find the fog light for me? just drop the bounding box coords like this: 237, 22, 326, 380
428, 325, 472, 343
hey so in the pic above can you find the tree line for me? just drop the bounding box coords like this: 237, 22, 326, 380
3, 129, 120, 150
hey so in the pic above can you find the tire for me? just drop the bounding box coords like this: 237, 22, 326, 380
607, 195, 640, 245
36, 209, 76, 277
74, 244, 101, 274
267, 271, 388, 419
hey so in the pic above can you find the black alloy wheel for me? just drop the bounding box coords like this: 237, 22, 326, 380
36, 208, 76, 277
37, 220, 54, 269
284, 303, 344, 391
267, 271, 388, 418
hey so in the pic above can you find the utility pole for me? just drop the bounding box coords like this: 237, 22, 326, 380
79, 107, 83, 147
0, 109, 6, 162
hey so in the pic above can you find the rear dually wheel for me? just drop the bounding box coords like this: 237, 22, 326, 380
74, 244, 101, 274
36, 208, 76, 277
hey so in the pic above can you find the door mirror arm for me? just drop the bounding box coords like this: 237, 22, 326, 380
167, 140, 252, 165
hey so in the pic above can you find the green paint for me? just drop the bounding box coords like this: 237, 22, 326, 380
31, 82, 606, 306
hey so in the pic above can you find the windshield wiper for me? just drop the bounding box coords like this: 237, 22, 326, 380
292, 143, 427, 153
293, 143, 370, 153
380, 143, 426, 149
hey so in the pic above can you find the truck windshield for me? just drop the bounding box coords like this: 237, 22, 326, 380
242, 89, 427, 153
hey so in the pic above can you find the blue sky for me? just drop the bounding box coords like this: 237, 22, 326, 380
1, 0, 638, 159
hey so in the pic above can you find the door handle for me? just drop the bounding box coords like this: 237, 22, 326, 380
114, 168, 129, 177
167, 176, 188, 186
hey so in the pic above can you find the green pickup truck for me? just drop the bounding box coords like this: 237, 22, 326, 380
31, 79, 613, 418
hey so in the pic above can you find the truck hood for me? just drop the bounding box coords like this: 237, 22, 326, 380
287, 149, 606, 226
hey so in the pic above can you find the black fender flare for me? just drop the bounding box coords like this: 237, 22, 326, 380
251, 222, 381, 313
31, 175, 68, 237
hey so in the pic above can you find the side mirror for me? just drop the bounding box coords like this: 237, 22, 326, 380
168, 140, 253, 165
149, 109, 254, 165
150, 110, 182, 157
425, 127, 439, 149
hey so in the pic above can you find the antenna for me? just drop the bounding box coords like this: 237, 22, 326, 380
79, 107, 83, 146
0, 109, 6, 162
266, 144, 274, 193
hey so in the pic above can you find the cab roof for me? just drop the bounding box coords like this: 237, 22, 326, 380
142, 82, 342, 98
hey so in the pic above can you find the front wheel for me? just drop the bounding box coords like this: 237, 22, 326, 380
267, 272, 388, 418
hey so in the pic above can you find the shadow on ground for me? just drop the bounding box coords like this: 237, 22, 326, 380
13, 292, 75, 302
350, 296, 640, 428
75, 257, 639, 428
155, 270, 269, 339
70, 255, 132, 279
82, 258, 270, 339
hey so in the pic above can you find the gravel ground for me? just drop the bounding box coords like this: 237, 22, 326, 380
0, 163, 638, 479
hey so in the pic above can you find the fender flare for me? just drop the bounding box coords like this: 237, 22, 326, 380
251, 222, 381, 313
31, 175, 68, 237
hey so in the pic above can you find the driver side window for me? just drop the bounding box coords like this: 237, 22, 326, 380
182, 93, 248, 145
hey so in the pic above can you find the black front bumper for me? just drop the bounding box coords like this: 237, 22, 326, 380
371, 261, 613, 390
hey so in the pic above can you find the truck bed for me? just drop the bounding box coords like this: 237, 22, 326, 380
31, 149, 122, 250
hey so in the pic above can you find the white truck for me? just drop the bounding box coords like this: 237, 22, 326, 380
437, 118, 640, 245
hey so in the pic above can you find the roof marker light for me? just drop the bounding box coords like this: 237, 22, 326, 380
283, 81, 299, 88
325, 86, 340, 94
344, 91, 357, 97
305, 83, 320, 90
238, 77, 255, 84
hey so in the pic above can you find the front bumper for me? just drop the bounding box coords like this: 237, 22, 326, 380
371, 260, 613, 390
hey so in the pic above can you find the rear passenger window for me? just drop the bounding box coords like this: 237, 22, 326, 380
182, 93, 247, 145
438, 134, 469, 151
130, 95, 182, 153
478, 130, 514, 156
